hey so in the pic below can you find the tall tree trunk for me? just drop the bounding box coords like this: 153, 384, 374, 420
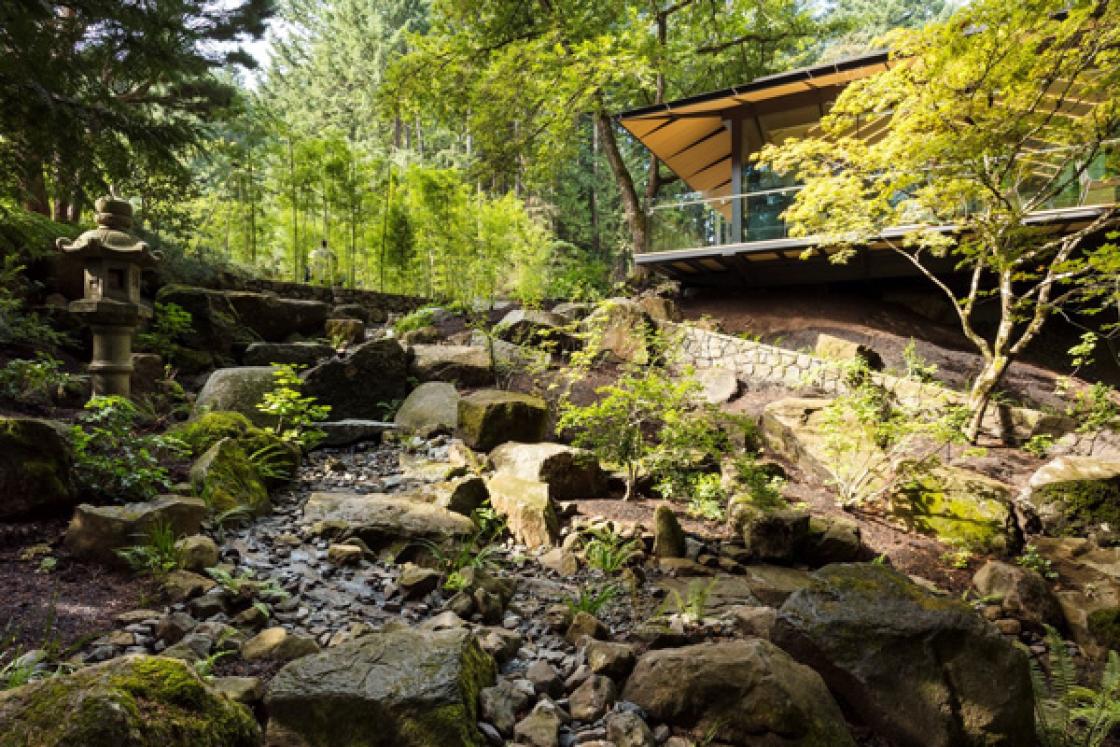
22, 166, 50, 217
594, 106, 646, 268
964, 354, 1012, 442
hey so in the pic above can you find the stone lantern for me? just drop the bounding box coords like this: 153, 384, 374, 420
57, 195, 157, 397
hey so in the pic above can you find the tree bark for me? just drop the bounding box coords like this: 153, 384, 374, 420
964, 354, 1012, 443
594, 106, 647, 267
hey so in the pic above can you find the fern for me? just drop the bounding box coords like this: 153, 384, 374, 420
1033, 625, 1120, 747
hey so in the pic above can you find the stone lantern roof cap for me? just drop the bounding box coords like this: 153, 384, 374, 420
55, 195, 158, 267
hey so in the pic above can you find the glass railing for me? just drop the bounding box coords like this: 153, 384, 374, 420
646, 165, 1119, 254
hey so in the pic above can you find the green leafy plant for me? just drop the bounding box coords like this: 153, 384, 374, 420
1025, 434, 1057, 458
393, 307, 437, 335
194, 649, 234, 679
115, 522, 181, 577
817, 359, 968, 508
0, 353, 77, 406
730, 454, 787, 510
1033, 625, 1120, 747
136, 302, 193, 363
582, 526, 642, 574
684, 473, 726, 522
422, 531, 501, 592
656, 578, 717, 625
471, 503, 507, 542
565, 583, 620, 616
1019, 544, 1059, 581
205, 567, 289, 613
902, 339, 939, 383
0, 258, 66, 349
557, 367, 721, 500
70, 396, 190, 503
941, 547, 972, 570
256, 364, 331, 448
247, 442, 297, 483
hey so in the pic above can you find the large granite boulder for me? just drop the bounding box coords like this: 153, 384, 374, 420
192, 366, 278, 427
774, 563, 1035, 747
303, 492, 475, 548
242, 341, 334, 367
489, 442, 607, 500
0, 417, 75, 519
409, 344, 493, 386
265, 626, 496, 747
64, 496, 207, 565
394, 382, 460, 437
1020, 455, 1120, 536
0, 655, 259, 747
302, 337, 410, 420
189, 438, 270, 515
622, 638, 855, 746
485, 474, 560, 548
456, 390, 548, 452
154, 285, 253, 368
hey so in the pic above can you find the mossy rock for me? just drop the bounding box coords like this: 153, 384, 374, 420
891, 467, 1016, 554
0, 417, 75, 519
265, 626, 496, 746
775, 563, 1035, 747
455, 390, 548, 452
172, 411, 298, 488
0, 655, 260, 747
1087, 608, 1120, 650
189, 437, 270, 516
1035, 478, 1120, 537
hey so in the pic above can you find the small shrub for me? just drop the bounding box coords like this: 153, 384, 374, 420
115, 522, 180, 577
393, 308, 437, 335
205, 567, 289, 613
256, 364, 331, 448
421, 530, 501, 591
582, 526, 642, 574
0, 258, 66, 349
136, 303, 193, 363
1032, 625, 1120, 747
902, 339, 939, 383
1018, 543, 1059, 580
565, 583, 619, 616
0, 354, 78, 406
817, 359, 969, 507
655, 578, 717, 625
730, 454, 786, 510
71, 396, 189, 503
685, 473, 726, 521
1024, 434, 1056, 458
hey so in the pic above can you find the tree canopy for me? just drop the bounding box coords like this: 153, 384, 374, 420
757, 0, 1120, 438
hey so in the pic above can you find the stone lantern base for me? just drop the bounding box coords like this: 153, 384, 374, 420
68, 298, 151, 397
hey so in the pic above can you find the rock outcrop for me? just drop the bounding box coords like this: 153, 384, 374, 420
265, 626, 496, 746
1021, 455, 1120, 536
774, 563, 1035, 747
410, 344, 493, 386
0, 417, 75, 519
485, 474, 560, 548
64, 496, 207, 565
623, 638, 856, 746
192, 366, 278, 427
302, 337, 410, 420
489, 442, 607, 500
394, 382, 461, 436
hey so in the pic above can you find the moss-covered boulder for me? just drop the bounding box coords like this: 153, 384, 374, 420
192, 366, 279, 428
189, 438, 269, 515
242, 341, 334, 368
456, 390, 548, 452
265, 626, 496, 747
653, 505, 686, 558
302, 337, 410, 420
64, 496, 207, 565
0, 655, 260, 747
774, 563, 1035, 747
622, 638, 855, 747
171, 411, 298, 488
0, 417, 75, 520
583, 298, 654, 365
1022, 456, 1120, 537
891, 466, 1017, 554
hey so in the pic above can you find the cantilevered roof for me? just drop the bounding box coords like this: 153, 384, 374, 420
617, 50, 892, 198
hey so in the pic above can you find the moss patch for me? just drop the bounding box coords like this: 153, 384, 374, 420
892, 469, 1013, 554
0, 655, 260, 747
189, 437, 270, 516
1036, 477, 1120, 536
